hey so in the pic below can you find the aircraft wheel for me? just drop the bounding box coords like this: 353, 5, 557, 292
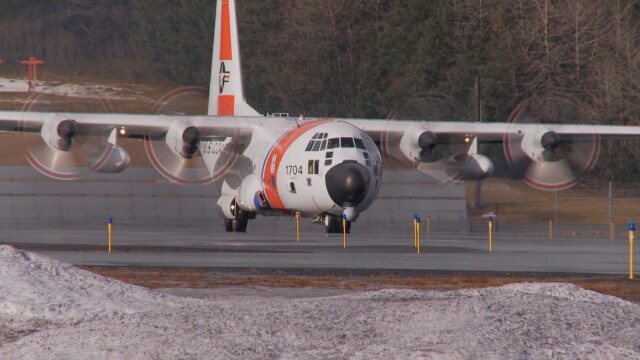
233, 209, 249, 232
332, 217, 351, 234
337, 218, 351, 234
324, 214, 337, 233
224, 218, 233, 232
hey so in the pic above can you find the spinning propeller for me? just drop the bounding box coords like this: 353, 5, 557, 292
386, 92, 469, 184
19, 92, 115, 180
144, 86, 213, 184
503, 94, 600, 190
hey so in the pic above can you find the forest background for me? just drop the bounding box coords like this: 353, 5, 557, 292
1, 0, 640, 181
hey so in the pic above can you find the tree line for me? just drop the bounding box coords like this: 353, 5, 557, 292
2, 0, 640, 180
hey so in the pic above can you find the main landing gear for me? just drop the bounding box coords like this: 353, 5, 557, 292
225, 209, 254, 232
323, 214, 351, 234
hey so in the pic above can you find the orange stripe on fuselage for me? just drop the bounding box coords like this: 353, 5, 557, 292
220, 0, 232, 60
263, 120, 331, 210
218, 95, 235, 115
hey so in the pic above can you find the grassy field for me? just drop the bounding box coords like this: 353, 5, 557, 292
466, 178, 640, 225
84, 266, 640, 303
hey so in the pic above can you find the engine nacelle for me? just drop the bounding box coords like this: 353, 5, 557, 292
165, 120, 201, 159
40, 114, 77, 151
399, 125, 439, 163
521, 125, 560, 162
87, 144, 131, 173
236, 174, 270, 212
445, 153, 494, 180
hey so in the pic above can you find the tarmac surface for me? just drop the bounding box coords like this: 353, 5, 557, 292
0, 224, 634, 275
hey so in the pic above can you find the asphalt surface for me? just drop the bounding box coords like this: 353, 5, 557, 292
1, 224, 634, 275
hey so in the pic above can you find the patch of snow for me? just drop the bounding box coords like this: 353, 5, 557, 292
0, 245, 639, 359
39, 81, 150, 101
0, 77, 151, 101
0, 78, 29, 92
0, 245, 199, 344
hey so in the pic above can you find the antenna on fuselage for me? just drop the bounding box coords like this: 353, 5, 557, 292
295, 113, 305, 128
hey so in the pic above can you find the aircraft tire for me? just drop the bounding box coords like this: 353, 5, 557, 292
323, 214, 352, 233
335, 218, 351, 234
324, 214, 337, 233
224, 218, 233, 232
233, 209, 249, 232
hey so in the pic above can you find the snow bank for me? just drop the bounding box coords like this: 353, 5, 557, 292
0, 77, 149, 101
0, 245, 198, 344
0, 245, 639, 359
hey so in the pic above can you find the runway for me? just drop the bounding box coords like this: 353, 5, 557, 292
1, 224, 634, 275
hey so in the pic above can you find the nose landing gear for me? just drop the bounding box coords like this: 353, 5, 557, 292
323, 213, 351, 234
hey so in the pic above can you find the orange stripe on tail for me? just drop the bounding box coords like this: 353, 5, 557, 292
218, 95, 235, 115
220, 0, 232, 60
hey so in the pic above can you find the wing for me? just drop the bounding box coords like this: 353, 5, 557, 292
345, 118, 640, 190
2, 109, 640, 189
0, 110, 259, 182
0, 111, 254, 138
346, 118, 640, 142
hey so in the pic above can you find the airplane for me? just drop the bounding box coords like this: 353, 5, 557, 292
1, 0, 640, 233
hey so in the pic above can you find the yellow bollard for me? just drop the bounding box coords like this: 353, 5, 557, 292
342, 214, 347, 249
629, 222, 635, 280
295, 211, 301, 242
107, 216, 113, 253
488, 215, 493, 253
413, 214, 417, 248
548, 219, 553, 240
416, 216, 421, 254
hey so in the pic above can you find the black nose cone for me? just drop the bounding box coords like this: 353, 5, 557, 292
325, 162, 371, 206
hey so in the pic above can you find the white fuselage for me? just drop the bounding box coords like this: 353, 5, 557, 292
230, 118, 382, 218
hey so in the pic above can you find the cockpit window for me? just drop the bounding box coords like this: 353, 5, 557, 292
363, 136, 378, 152
325, 137, 360, 149
320, 139, 327, 150
312, 140, 321, 151
340, 137, 355, 148
305, 141, 314, 151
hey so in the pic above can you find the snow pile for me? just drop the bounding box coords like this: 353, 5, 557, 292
1, 245, 639, 359
0, 245, 199, 344
0, 77, 149, 101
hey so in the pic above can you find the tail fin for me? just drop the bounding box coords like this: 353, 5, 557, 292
208, 0, 261, 116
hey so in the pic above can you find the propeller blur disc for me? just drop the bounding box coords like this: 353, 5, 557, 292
19, 92, 113, 180
144, 87, 214, 185
503, 93, 600, 190
385, 92, 466, 184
